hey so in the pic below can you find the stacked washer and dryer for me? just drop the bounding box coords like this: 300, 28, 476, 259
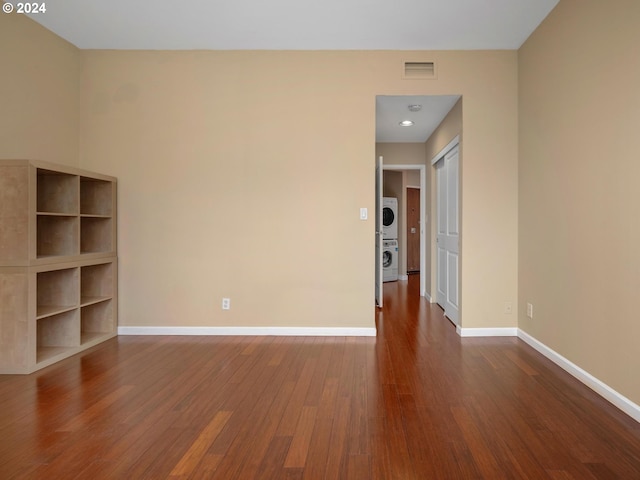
382, 197, 399, 282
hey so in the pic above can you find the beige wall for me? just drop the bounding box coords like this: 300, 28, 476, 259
383, 171, 403, 198
76, 49, 518, 330
0, 12, 80, 166
425, 99, 462, 162
3, 15, 519, 331
377, 143, 427, 167
519, 0, 640, 403
405, 171, 420, 186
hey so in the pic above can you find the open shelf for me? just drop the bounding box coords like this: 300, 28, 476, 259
36, 346, 75, 365
37, 215, 79, 258
37, 169, 78, 215
81, 331, 112, 345
81, 261, 114, 303
36, 268, 79, 318
36, 304, 77, 319
81, 217, 113, 254
81, 296, 111, 307
81, 300, 114, 343
81, 177, 113, 216
36, 310, 80, 363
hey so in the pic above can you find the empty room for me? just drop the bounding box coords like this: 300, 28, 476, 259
1, 0, 639, 478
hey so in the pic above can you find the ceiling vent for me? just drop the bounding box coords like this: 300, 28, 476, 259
403, 61, 436, 80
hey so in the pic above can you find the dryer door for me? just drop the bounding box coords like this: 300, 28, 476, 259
383, 207, 395, 227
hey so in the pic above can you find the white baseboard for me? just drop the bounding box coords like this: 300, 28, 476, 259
456, 327, 518, 337
399, 275, 409, 281
118, 326, 377, 337
423, 292, 432, 302
518, 329, 640, 423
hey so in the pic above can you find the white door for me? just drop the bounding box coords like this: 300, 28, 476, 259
375, 156, 383, 307
436, 145, 460, 324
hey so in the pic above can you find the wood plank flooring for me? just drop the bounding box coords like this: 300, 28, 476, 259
1, 276, 639, 479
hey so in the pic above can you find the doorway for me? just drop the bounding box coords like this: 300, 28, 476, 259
382, 164, 427, 297
406, 187, 420, 274
375, 95, 462, 307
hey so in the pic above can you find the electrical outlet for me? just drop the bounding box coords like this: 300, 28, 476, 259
222, 298, 231, 310
504, 302, 513, 314
527, 303, 533, 319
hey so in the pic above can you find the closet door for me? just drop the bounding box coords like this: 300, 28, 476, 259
436, 145, 459, 324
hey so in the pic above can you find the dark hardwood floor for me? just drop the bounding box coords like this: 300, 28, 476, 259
1, 276, 639, 479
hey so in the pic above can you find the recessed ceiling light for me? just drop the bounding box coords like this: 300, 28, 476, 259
399, 120, 414, 127
408, 104, 422, 112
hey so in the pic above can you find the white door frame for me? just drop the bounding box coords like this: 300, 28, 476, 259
381, 163, 427, 297
375, 156, 384, 307
430, 136, 460, 167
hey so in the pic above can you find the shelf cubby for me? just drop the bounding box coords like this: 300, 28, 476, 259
81, 262, 114, 305
81, 300, 114, 344
37, 169, 78, 215
36, 267, 79, 318
80, 177, 113, 216
80, 217, 113, 254
36, 215, 79, 258
36, 310, 80, 364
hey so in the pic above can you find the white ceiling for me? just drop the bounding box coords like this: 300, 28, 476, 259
376, 96, 461, 143
24, 0, 558, 143
27, 0, 559, 51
